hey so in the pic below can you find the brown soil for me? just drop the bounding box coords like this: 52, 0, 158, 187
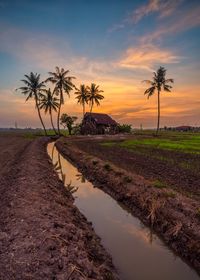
70, 136, 200, 200
56, 137, 200, 275
0, 134, 119, 280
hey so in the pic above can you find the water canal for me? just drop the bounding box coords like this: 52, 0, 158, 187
47, 142, 199, 280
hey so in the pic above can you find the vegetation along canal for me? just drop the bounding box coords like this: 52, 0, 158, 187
47, 142, 199, 280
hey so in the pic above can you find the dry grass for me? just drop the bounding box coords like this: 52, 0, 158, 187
147, 198, 165, 226
167, 221, 182, 237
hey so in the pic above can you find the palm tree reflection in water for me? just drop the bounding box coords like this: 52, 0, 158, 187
51, 143, 78, 194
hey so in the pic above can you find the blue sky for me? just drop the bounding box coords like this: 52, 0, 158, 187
0, 0, 199, 128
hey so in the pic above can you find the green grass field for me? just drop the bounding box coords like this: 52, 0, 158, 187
100, 131, 200, 179
102, 132, 200, 154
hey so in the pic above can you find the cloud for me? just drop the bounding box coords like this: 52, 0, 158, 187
129, 0, 182, 24
117, 44, 181, 71
108, 0, 182, 32
107, 23, 125, 33
109, 0, 200, 42
138, 5, 200, 45
0, 26, 74, 70
0, 24, 120, 83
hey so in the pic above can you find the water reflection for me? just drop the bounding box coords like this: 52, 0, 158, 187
47, 142, 199, 280
51, 143, 78, 194
76, 173, 86, 183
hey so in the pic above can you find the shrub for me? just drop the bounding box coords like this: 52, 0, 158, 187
117, 124, 132, 133
73, 124, 81, 135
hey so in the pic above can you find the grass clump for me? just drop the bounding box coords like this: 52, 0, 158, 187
101, 141, 116, 147
164, 191, 176, 198
123, 176, 132, 183
152, 180, 167, 189
104, 163, 112, 171
196, 208, 200, 219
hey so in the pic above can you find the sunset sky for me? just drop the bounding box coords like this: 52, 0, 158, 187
0, 0, 199, 128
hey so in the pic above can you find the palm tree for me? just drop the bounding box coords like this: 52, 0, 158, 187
74, 84, 89, 118
87, 83, 104, 113
46, 67, 75, 135
17, 72, 47, 135
143, 66, 174, 135
39, 88, 59, 134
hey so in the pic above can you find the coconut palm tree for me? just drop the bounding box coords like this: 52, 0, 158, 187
87, 83, 104, 113
39, 88, 59, 134
46, 67, 75, 135
17, 72, 47, 135
143, 66, 174, 135
74, 84, 89, 118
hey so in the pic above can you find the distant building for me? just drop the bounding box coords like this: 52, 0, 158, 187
175, 125, 192, 132
81, 112, 118, 135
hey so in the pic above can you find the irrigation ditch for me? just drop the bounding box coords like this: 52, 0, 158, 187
53, 137, 200, 278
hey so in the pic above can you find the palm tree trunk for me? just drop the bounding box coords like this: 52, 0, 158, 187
83, 102, 85, 119
57, 89, 62, 135
35, 97, 47, 136
50, 110, 57, 135
156, 90, 160, 135
90, 101, 93, 113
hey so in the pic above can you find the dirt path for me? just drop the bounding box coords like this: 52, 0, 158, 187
0, 135, 118, 280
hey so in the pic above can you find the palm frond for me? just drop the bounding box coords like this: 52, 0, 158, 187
144, 86, 156, 99
163, 85, 172, 92
165, 78, 174, 83
142, 80, 153, 85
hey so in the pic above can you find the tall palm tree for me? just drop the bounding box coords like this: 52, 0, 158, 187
87, 83, 104, 113
74, 84, 89, 118
143, 66, 174, 135
39, 88, 59, 134
17, 72, 47, 135
46, 67, 75, 135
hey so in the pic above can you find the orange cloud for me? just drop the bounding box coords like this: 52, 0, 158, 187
118, 44, 181, 71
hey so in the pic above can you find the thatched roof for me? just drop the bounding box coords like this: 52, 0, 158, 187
84, 113, 117, 125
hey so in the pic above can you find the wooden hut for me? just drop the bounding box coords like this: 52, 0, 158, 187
81, 112, 118, 135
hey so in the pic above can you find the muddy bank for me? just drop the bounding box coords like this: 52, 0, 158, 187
56, 138, 200, 274
0, 136, 119, 280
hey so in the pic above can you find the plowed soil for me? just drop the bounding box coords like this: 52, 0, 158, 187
71, 136, 200, 200
0, 134, 118, 280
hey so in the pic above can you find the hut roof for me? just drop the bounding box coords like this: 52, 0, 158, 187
84, 112, 117, 125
